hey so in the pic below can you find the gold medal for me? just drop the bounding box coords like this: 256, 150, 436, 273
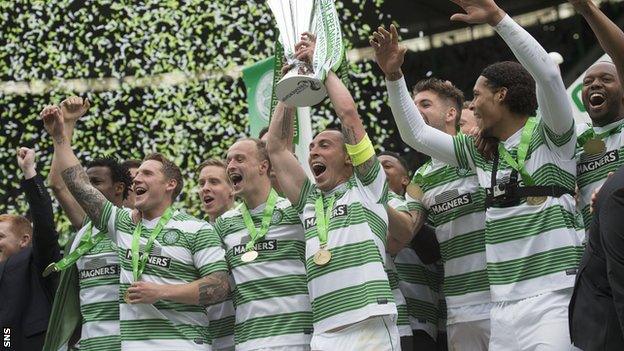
42, 262, 58, 277
526, 196, 547, 206
313, 248, 332, 266
241, 250, 258, 263
583, 138, 606, 155
123, 290, 132, 304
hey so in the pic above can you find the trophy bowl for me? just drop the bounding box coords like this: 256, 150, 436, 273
275, 61, 327, 107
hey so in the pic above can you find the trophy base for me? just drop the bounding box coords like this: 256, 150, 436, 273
275, 74, 327, 107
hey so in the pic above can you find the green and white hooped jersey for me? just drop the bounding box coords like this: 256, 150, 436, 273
390, 192, 440, 338
96, 202, 228, 350
294, 161, 397, 334
453, 119, 583, 302
215, 196, 313, 351
71, 221, 120, 351
205, 291, 235, 351
412, 159, 491, 323
386, 192, 413, 338
575, 120, 624, 233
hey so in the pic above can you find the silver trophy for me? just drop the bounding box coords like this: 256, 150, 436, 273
268, 0, 327, 107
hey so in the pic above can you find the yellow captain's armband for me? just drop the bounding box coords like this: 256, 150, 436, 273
345, 134, 375, 166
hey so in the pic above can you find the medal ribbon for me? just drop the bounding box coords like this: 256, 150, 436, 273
314, 194, 336, 248
240, 189, 279, 252
577, 123, 624, 148
497, 117, 537, 186
131, 207, 174, 281
45, 222, 105, 274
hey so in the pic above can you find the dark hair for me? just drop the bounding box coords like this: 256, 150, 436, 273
413, 78, 465, 126
258, 126, 269, 139
86, 157, 133, 200
480, 61, 538, 116
121, 159, 142, 171
143, 153, 184, 201
378, 151, 410, 177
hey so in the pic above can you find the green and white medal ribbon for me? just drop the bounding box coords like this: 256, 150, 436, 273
43, 222, 105, 277
313, 193, 335, 266
497, 118, 544, 205
130, 207, 174, 282
577, 122, 624, 155
239, 189, 279, 262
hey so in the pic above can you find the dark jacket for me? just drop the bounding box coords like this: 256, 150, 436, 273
570, 166, 624, 351
0, 175, 60, 351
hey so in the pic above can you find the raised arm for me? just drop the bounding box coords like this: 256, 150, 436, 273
570, 0, 624, 85
47, 97, 91, 229
41, 105, 107, 225
371, 25, 460, 167
17, 147, 61, 275
266, 101, 309, 205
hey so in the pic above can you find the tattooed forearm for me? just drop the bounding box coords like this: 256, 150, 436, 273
280, 106, 295, 140
198, 271, 230, 306
61, 165, 107, 223
341, 125, 358, 145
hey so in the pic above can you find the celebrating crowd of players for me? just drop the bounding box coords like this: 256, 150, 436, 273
3, 0, 624, 350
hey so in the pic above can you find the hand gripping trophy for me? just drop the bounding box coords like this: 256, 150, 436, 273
267, 0, 345, 107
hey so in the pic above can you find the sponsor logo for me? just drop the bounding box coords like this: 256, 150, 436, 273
430, 193, 473, 215
162, 230, 180, 245
124, 249, 171, 268
233, 239, 278, 256
577, 149, 619, 175
303, 204, 348, 230
79, 264, 119, 279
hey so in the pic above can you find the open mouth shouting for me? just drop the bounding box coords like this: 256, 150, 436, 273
588, 91, 607, 110
134, 186, 147, 197
202, 194, 215, 207
228, 172, 243, 190
311, 161, 327, 179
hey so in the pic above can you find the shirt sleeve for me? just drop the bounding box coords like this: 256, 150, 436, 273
193, 222, 228, 278
294, 178, 317, 214
386, 76, 464, 168
495, 15, 576, 158
93, 200, 124, 243
356, 157, 389, 204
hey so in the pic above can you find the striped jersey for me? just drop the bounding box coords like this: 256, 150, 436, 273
390, 193, 440, 338
205, 290, 235, 351
95, 202, 228, 350
575, 119, 624, 233
412, 158, 491, 323
205, 218, 235, 351
71, 221, 120, 351
386, 192, 413, 337
214, 196, 312, 351
294, 160, 397, 333
453, 118, 583, 301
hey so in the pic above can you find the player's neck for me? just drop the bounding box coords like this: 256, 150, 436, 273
497, 114, 529, 141
142, 200, 172, 221
592, 113, 624, 127
243, 181, 272, 209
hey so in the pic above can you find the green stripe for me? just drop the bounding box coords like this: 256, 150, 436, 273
485, 205, 576, 245
96, 201, 114, 231
227, 240, 305, 269
429, 190, 486, 227
209, 315, 235, 339
311, 280, 394, 322
233, 274, 309, 306
304, 203, 387, 244
306, 241, 383, 282
442, 269, 490, 297
439, 229, 486, 262
359, 159, 382, 186
577, 149, 623, 188
404, 297, 439, 324
453, 134, 472, 171
487, 246, 583, 285
397, 303, 410, 327
120, 319, 209, 341
81, 300, 119, 322
395, 263, 441, 291
542, 120, 575, 147
295, 179, 315, 213
234, 311, 313, 344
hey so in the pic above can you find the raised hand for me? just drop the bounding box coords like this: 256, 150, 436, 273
449, 0, 505, 26
294, 32, 316, 64
17, 147, 36, 179
40, 105, 65, 141
370, 24, 407, 79
60, 96, 90, 124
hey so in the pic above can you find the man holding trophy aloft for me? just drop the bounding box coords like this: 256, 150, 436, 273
266, 1, 400, 350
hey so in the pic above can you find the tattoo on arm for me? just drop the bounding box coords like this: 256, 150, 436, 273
198, 271, 229, 306
386, 71, 403, 81
341, 125, 376, 178
280, 106, 295, 139
61, 165, 107, 223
